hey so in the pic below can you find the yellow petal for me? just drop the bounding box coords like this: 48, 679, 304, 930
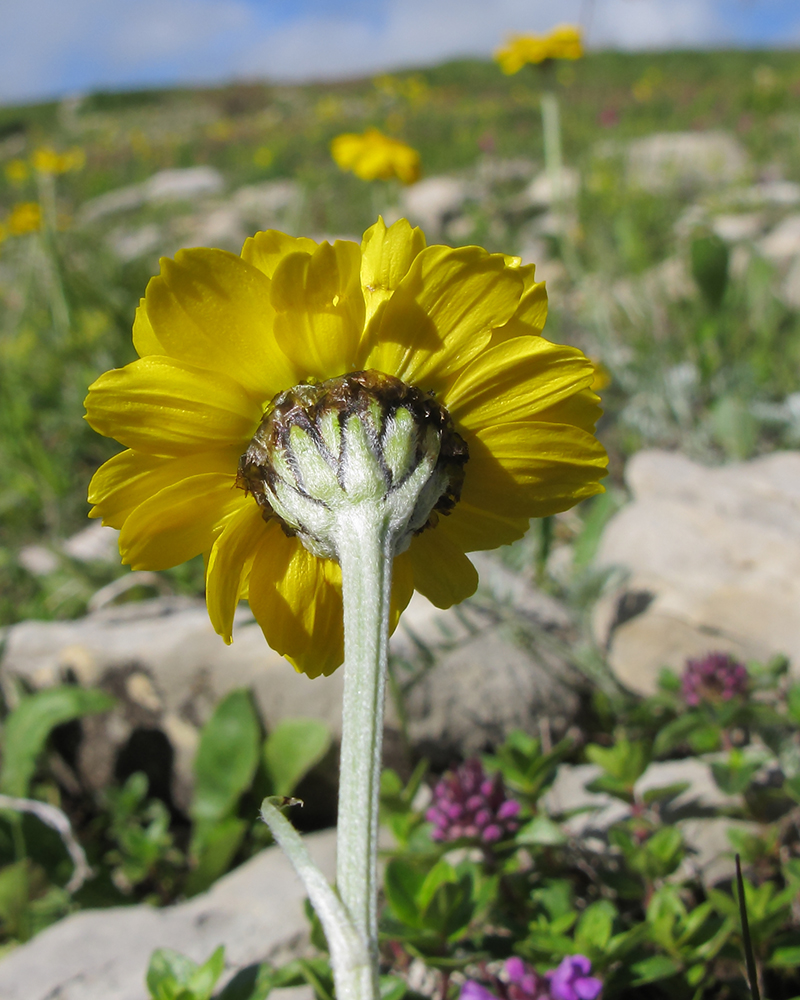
407, 526, 478, 609
85, 357, 263, 457
119, 472, 245, 570
533, 386, 603, 434
360, 217, 426, 326
241, 230, 319, 279
132, 298, 164, 357
445, 336, 595, 430
271, 240, 365, 379
247, 532, 345, 678
492, 277, 548, 342
443, 502, 531, 552
361, 245, 523, 389
145, 247, 297, 398
390, 550, 415, 629
461, 420, 607, 521
206, 501, 274, 643
88, 448, 240, 529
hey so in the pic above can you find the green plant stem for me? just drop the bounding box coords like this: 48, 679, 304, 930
540, 90, 563, 202
334, 504, 393, 1000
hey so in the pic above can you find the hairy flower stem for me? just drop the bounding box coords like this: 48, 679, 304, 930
335, 504, 393, 1000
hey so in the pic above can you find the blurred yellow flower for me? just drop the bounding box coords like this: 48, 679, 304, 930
85, 218, 606, 676
591, 360, 611, 392
32, 145, 85, 175
5, 159, 29, 185
495, 25, 583, 75
253, 146, 274, 168
331, 128, 421, 185
8, 202, 42, 235
0, 222, 7, 244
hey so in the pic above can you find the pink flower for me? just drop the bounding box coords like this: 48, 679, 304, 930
426, 759, 520, 845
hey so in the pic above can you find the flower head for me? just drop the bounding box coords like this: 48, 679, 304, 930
546, 956, 601, 1000
331, 129, 421, 184
32, 146, 85, 175
505, 957, 549, 1000
495, 26, 583, 75
4, 159, 29, 185
681, 652, 749, 707
85, 218, 607, 677
426, 758, 520, 844
8, 202, 42, 235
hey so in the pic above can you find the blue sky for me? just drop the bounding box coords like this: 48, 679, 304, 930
1, 0, 799, 106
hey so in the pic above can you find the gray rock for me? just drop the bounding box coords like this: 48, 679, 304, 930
627, 132, 749, 194
544, 758, 751, 884
0, 598, 344, 809
711, 213, 764, 243
525, 168, 580, 208
145, 167, 224, 203
758, 213, 800, 259
0, 550, 577, 800
593, 449, 800, 694
396, 554, 581, 764
401, 177, 470, 235
0, 829, 334, 1000
81, 168, 225, 224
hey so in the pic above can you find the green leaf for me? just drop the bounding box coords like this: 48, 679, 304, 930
769, 946, 800, 968
653, 712, 706, 757
384, 858, 427, 929
687, 723, 723, 754
641, 782, 690, 806
574, 899, 616, 954
147, 949, 199, 999
417, 859, 458, 913
516, 815, 566, 846
1, 686, 114, 797
186, 945, 226, 1000
191, 690, 260, 827
263, 718, 331, 798
691, 233, 729, 309
0, 861, 32, 941
585, 738, 649, 785
787, 685, 800, 726
631, 955, 682, 985
380, 974, 408, 1000
185, 817, 247, 897
711, 749, 764, 795
146, 946, 225, 1000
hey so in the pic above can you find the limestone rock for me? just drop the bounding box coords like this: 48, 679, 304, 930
0, 829, 334, 1000
627, 132, 749, 194
0, 551, 578, 801
593, 449, 800, 694
401, 176, 470, 234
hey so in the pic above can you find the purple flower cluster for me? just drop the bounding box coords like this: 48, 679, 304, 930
426, 759, 520, 844
681, 652, 749, 707
460, 956, 601, 1000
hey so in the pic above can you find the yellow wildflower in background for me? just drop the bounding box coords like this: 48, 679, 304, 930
85, 219, 607, 676
32, 146, 85, 175
495, 25, 583, 75
0, 222, 7, 244
331, 128, 421, 185
8, 202, 42, 235
5, 159, 29, 185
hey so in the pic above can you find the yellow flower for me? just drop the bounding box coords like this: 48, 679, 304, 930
5, 159, 29, 185
32, 145, 85, 174
495, 25, 583, 75
8, 202, 42, 235
591, 360, 611, 392
0, 222, 7, 244
85, 219, 607, 677
331, 129, 421, 185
